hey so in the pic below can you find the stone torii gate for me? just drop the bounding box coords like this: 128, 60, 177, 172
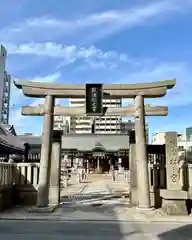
14, 79, 176, 212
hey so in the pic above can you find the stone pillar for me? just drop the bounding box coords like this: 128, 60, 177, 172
135, 95, 151, 211
160, 132, 188, 215
37, 95, 54, 207
129, 144, 138, 206
49, 130, 62, 206
97, 157, 100, 173
109, 157, 112, 172
24, 143, 29, 162
188, 163, 192, 192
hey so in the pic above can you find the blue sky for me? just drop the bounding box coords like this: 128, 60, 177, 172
1, 0, 192, 139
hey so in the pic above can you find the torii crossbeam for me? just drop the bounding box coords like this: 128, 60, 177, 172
14, 79, 176, 98
21, 104, 168, 116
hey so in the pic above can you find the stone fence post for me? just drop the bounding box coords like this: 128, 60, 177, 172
187, 164, 192, 198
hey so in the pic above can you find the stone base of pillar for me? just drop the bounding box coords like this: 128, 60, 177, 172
49, 186, 60, 206
134, 206, 155, 219
150, 187, 162, 208
130, 187, 160, 209
160, 189, 188, 216
28, 205, 58, 213
136, 206, 155, 214
96, 168, 102, 174
188, 189, 192, 199
130, 187, 138, 206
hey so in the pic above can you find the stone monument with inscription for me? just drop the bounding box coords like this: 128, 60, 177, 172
160, 132, 188, 215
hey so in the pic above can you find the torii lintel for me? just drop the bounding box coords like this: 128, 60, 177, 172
13, 79, 176, 98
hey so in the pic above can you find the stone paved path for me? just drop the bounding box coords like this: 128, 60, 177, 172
60, 182, 87, 197
64, 175, 130, 206
82, 179, 110, 195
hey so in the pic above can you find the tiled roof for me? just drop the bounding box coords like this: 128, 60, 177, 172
0, 125, 25, 152
17, 135, 41, 145
1, 124, 17, 136
16, 134, 130, 152
61, 134, 129, 151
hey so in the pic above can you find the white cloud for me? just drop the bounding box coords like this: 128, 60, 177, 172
5, 42, 128, 60
30, 71, 61, 83
1, 0, 191, 43
3, 42, 136, 71
120, 61, 192, 107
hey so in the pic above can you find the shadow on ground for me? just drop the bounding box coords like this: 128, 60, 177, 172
0, 219, 142, 239
158, 224, 192, 240
60, 193, 124, 201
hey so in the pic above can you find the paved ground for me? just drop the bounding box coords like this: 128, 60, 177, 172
1, 218, 192, 239
1, 175, 192, 239
60, 174, 129, 205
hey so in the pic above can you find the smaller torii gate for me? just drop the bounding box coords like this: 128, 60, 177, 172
14, 79, 176, 212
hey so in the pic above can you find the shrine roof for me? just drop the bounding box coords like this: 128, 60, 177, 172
0, 125, 25, 153
17, 134, 129, 151
61, 134, 129, 151
17, 135, 41, 145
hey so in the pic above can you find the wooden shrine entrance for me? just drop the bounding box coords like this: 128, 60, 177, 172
61, 149, 128, 173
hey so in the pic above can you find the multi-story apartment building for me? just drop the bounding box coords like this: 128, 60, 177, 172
69, 99, 93, 134
94, 99, 122, 134
0, 45, 11, 124
69, 98, 122, 134
53, 109, 70, 133
186, 127, 192, 142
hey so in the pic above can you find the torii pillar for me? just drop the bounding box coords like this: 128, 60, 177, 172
135, 95, 150, 210
37, 95, 55, 207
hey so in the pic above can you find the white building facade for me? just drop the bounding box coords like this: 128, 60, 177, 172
69, 98, 93, 134
0, 45, 11, 124
152, 132, 192, 161
53, 114, 70, 134
151, 132, 167, 145
94, 98, 122, 134
69, 98, 122, 134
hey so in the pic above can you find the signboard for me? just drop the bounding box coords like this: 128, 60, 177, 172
86, 83, 103, 116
